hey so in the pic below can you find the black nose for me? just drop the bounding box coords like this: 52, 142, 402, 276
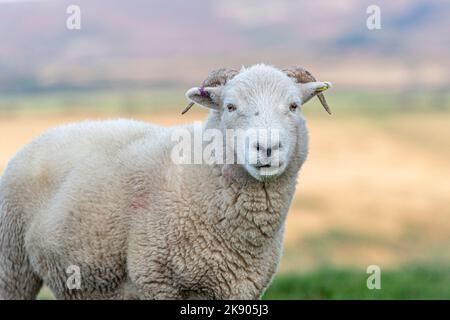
255, 142, 281, 157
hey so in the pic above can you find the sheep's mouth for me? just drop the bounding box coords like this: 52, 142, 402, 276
254, 161, 284, 170
245, 162, 285, 181
257, 165, 282, 176
255, 163, 272, 169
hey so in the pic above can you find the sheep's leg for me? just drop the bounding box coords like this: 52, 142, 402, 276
0, 263, 42, 300
0, 201, 43, 300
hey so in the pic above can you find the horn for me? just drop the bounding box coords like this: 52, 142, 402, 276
284, 67, 332, 115
182, 68, 239, 114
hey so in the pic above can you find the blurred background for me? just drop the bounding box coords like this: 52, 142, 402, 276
0, 0, 449, 299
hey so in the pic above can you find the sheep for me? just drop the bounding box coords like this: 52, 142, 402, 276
0, 64, 332, 299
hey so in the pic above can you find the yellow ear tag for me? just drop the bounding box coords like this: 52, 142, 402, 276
316, 82, 331, 92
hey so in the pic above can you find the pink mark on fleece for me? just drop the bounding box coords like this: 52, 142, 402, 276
130, 192, 149, 210
222, 165, 232, 180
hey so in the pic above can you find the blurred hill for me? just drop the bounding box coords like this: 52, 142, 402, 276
0, 0, 449, 92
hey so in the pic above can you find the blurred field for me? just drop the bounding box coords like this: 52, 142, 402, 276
1, 90, 449, 299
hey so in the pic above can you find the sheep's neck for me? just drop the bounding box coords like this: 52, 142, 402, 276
201, 113, 298, 247
201, 165, 296, 249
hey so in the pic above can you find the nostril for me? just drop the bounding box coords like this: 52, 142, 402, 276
267, 148, 272, 157
256, 143, 261, 152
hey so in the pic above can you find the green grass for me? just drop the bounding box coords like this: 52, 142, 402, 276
37, 286, 55, 300
263, 264, 450, 299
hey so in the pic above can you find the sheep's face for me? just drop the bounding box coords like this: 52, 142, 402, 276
186, 64, 331, 182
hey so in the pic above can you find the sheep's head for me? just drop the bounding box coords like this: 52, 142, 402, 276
185, 64, 332, 182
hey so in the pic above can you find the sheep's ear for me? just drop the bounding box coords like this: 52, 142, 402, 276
185, 86, 223, 111
300, 81, 332, 104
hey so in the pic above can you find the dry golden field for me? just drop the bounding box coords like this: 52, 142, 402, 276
1, 109, 449, 276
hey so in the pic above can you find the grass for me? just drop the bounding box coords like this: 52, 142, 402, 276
263, 264, 450, 299
37, 287, 55, 300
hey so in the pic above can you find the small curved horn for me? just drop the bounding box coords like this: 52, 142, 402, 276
182, 68, 239, 114
284, 67, 332, 115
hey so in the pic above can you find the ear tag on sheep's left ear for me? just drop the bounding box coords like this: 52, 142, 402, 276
315, 82, 331, 93
314, 82, 332, 115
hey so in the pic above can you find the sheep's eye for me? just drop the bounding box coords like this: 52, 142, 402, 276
289, 102, 299, 112
227, 103, 237, 112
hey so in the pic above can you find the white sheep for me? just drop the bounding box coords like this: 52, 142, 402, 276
0, 64, 332, 299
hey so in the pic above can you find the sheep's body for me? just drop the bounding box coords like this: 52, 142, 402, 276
0, 64, 329, 299
0, 118, 303, 299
